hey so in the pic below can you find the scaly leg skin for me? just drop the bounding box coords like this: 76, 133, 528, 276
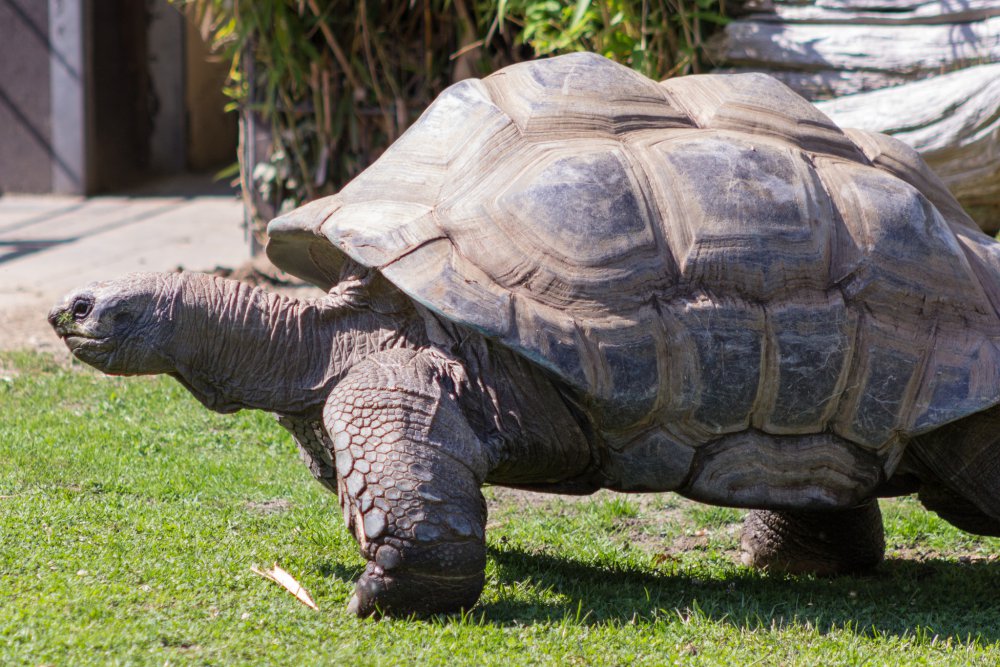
918, 484, 1000, 536
907, 405, 1000, 536
276, 414, 338, 494
740, 499, 885, 575
324, 349, 489, 617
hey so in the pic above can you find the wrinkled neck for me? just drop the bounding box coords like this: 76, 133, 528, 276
165, 273, 415, 415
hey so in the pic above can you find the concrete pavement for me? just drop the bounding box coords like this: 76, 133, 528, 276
0, 176, 250, 351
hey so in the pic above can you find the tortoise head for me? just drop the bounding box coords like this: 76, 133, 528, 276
48, 272, 177, 375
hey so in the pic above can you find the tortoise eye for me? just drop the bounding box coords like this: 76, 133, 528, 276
71, 297, 93, 320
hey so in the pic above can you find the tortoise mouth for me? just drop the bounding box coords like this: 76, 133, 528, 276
62, 332, 108, 347
62, 333, 115, 365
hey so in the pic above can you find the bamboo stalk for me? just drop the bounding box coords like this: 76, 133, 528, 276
358, 0, 396, 140
424, 0, 433, 82
306, 0, 366, 93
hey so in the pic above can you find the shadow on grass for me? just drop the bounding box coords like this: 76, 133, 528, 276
314, 543, 1000, 641
476, 545, 1000, 642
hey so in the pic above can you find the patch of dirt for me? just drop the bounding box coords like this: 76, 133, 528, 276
484, 485, 570, 509
633, 525, 743, 563
669, 533, 713, 552
487, 486, 690, 513
486, 485, 744, 561
888, 547, 999, 564
0, 302, 66, 353
245, 498, 294, 514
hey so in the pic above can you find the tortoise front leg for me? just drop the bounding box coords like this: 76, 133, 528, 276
325, 349, 489, 617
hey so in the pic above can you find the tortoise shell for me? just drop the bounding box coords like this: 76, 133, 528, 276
267, 53, 1000, 483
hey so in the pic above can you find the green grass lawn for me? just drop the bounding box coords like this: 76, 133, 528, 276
2, 350, 999, 665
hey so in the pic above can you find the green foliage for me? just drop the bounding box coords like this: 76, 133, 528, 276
3, 351, 1000, 664
496, 0, 727, 78
171, 0, 725, 237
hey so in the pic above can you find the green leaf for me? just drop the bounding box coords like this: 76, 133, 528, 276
569, 0, 592, 30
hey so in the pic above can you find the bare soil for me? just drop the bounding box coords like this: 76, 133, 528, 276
0, 302, 66, 353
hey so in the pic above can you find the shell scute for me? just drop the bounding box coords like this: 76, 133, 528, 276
844, 127, 978, 233
759, 294, 857, 434
911, 327, 1000, 430
484, 51, 693, 137
832, 314, 927, 455
506, 296, 587, 389
645, 135, 833, 299
760, 292, 857, 433
596, 335, 662, 430
339, 79, 507, 209
380, 238, 513, 337
580, 309, 666, 432
818, 158, 995, 325
438, 139, 674, 311
660, 72, 865, 162
495, 145, 655, 268
664, 297, 766, 438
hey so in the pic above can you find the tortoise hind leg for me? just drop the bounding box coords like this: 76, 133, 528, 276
906, 405, 1000, 535
740, 499, 885, 575
918, 484, 1000, 536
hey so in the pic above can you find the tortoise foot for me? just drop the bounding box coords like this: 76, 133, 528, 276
740, 499, 885, 575
347, 562, 485, 618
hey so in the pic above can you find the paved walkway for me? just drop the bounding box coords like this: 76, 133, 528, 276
0, 177, 249, 351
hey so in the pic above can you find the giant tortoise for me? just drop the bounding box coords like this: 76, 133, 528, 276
49, 53, 1000, 617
